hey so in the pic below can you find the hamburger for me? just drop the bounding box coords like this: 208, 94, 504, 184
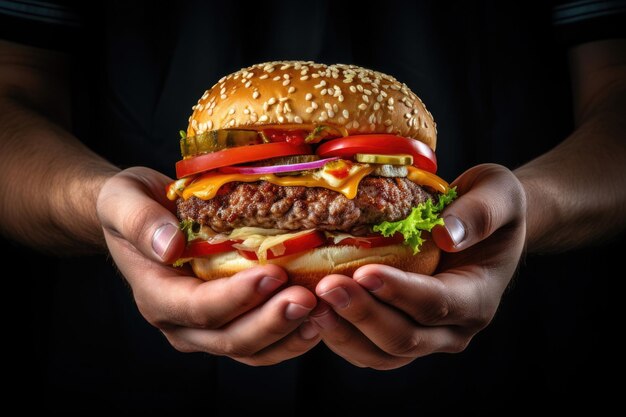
167, 61, 456, 289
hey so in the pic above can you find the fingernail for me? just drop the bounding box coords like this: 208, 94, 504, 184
152, 223, 179, 259
319, 287, 350, 309
310, 303, 339, 330
257, 276, 284, 295
285, 303, 312, 320
445, 215, 466, 246
356, 275, 383, 292
299, 321, 319, 340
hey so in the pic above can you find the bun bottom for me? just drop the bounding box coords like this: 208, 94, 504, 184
190, 237, 440, 290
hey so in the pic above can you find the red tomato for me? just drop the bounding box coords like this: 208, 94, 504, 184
336, 233, 405, 249
316, 135, 437, 173
238, 231, 326, 260
182, 240, 236, 258
176, 142, 312, 178
262, 129, 308, 145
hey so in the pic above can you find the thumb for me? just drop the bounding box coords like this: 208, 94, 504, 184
97, 167, 185, 263
432, 164, 526, 252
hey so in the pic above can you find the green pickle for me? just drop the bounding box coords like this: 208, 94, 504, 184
180, 130, 260, 158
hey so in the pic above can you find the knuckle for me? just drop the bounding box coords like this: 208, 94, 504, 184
165, 334, 196, 353
416, 281, 451, 325
385, 333, 424, 357
347, 304, 374, 326
447, 336, 472, 354
219, 339, 256, 358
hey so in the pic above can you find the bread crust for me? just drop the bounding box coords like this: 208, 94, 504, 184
191, 237, 440, 290
187, 61, 437, 151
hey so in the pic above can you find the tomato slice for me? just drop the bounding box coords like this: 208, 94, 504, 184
316, 135, 437, 173
238, 230, 326, 260
182, 240, 236, 258
176, 142, 312, 179
336, 233, 405, 249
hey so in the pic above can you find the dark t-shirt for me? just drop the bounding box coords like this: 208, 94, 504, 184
1, 0, 625, 413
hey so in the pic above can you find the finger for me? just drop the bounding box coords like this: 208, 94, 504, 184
235, 322, 321, 366
353, 264, 495, 328
165, 285, 317, 358
97, 167, 185, 263
432, 163, 526, 252
131, 263, 291, 329
315, 275, 464, 360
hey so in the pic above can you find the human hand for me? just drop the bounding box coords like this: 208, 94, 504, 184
96, 167, 320, 365
309, 164, 526, 369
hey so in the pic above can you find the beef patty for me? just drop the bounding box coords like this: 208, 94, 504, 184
177, 177, 434, 235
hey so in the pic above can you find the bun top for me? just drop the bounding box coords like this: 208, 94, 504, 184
187, 61, 437, 151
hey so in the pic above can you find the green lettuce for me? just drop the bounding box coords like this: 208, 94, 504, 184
373, 187, 457, 254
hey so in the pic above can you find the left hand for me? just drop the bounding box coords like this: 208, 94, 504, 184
309, 164, 527, 369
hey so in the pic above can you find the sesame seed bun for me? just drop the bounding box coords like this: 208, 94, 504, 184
190, 236, 440, 291
187, 61, 437, 151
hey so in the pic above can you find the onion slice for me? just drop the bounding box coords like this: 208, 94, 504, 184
219, 157, 340, 175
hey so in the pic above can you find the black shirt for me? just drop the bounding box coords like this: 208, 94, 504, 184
2, 0, 625, 413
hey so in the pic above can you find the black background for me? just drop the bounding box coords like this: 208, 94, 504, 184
2, 0, 624, 414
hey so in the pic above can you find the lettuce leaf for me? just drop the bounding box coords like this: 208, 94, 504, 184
372, 187, 457, 254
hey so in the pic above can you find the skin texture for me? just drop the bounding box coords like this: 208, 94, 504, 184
1, 38, 624, 367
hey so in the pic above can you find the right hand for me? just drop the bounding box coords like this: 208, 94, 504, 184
96, 167, 320, 365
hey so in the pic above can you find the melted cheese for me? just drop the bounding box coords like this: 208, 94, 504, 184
181, 165, 375, 200
169, 164, 449, 202
406, 166, 449, 194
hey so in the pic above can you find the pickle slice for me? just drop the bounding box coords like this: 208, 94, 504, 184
355, 153, 413, 165
180, 130, 260, 158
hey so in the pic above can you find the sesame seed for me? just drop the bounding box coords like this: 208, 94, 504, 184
267, 67, 275, 73
325, 103, 332, 110
388, 98, 394, 105
357, 85, 364, 92
294, 115, 303, 123
220, 87, 226, 95
207, 108, 213, 116
386, 126, 393, 133
362, 95, 369, 103
384, 119, 392, 126
390, 84, 400, 90
280, 64, 291, 70
377, 94, 384, 102
219, 76, 227, 83
259, 74, 269, 80
263, 102, 269, 111
246, 72, 254, 79
358, 103, 367, 110
328, 110, 335, 118
279, 97, 288, 102
373, 102, 380, 111
273, 76, 281, 81
311, 73, 320, 78
314, 82, 324, 89
284, 103, 292, 112
405, 113, 411, 118
250, 114, 258, 122
259, 115, 269, 122
353, 121, 360, 128
408, 118, 414, 127
228, 108, 235, 115
306, 107, 314, 113
283, 73, 290, 79
252, 91, 260, 99
305, 93, 313, 101
301, 69, 308, 75
333, 103, 338, 112
364, 89, 372, 95
343, 109, 349, 118
221, 94, 227, 100
300, 75, 309, 81
338, 95, 344, 102
268, 97, 276, 105
245, 80, 252, 88
349, 86, 357, 93
369, 113, 376, 123
207, 120, 213, 129
229, 119, 236, 126
244, 108, 250, 115
288, 86, 296, 94
311, 101, 318, 109
278, 116, 285, 123
321, 89, 327, 95
413, 109, 419, 114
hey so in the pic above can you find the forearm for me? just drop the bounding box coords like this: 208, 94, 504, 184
0, 97, 119, 254
515, 83, 626, 253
